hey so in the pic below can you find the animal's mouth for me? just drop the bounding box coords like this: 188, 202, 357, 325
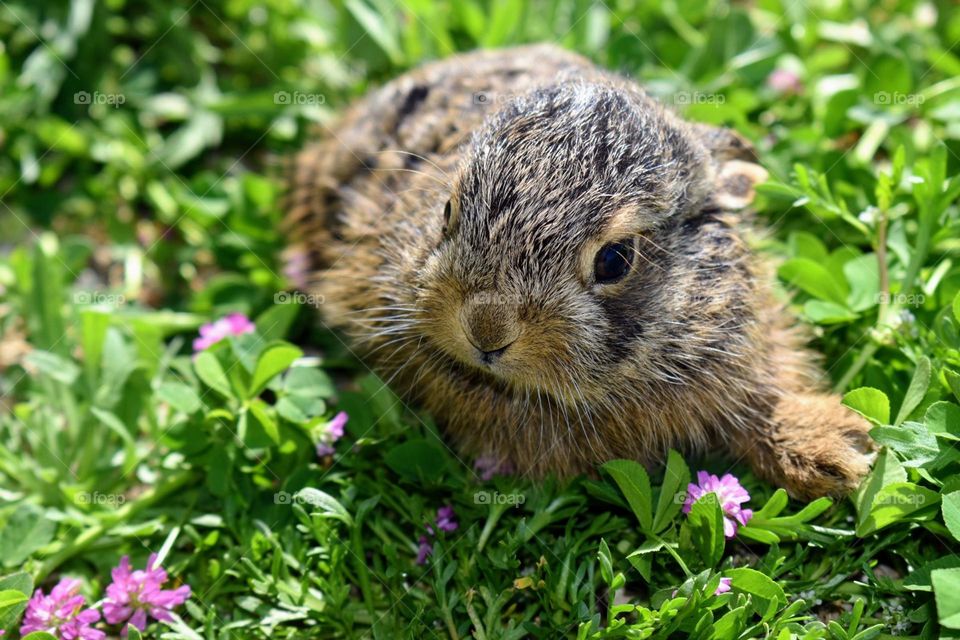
427, 336, 591, 409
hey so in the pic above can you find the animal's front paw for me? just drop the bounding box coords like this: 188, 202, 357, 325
769, 393, 876, 500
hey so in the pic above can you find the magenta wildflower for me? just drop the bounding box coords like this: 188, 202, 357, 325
103, 554, 191, 632
416, 505, 458, 564
473, 456, 514, 481
192, 313, 255, 352
415, 535, 433, 565
435, 506, 458, 533
683, 471, 753, 538
714, 577, 732, 595
316, 411, 348, 457
20, 577, 104, 640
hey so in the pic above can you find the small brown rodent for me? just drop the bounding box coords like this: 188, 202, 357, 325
285, 44, 874, 499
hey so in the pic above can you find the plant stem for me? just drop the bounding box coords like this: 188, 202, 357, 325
833, 341, 880, 394
476, 503, 507, 553
833, 191, 893, 394
36, 470, 197, 579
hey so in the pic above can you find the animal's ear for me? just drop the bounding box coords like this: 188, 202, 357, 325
711, 159, 769, 210
691, 124, 769, 210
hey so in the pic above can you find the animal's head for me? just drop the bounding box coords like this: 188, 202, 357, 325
413, 79, 767, 401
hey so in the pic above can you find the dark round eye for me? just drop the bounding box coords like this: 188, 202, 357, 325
594, 240, 634, 283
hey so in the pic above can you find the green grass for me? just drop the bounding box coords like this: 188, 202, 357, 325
1, 0, 960, 638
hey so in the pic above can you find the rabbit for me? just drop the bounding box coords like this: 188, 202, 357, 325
284, 44, 874, 499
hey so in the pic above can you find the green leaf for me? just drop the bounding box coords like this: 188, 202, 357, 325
726, 567, 786, 621
126, 625, 143, 640
945, 370, 960, 404
295, 488, 353, 525
903, 555, 960, 591
0, 572, 33, 630
855, 449, 906, 527
856, 482, 940, 536
0, 504, 55, 567
249, 343, 303, 399
254, 302, 300, 343
597, 538, 614, 584
736, 524, 781, 544
156, 381, 202, 414
283, 366, 335, 399
843, 254, 880, 312
30, 234, 67, 355
345, 0, 404, 64
24, 350, 80, 385
932, 568, 960, 629
89, 406, 135, 443
687, 494, 724, 568
194, 351, 234, 399
803, 300, 858, 324
276, 394, 326, 423
895, 357, 931, 425
954, 291, 960, 324
943, 491, 960, 542
626, 539, 666, 582
788, 231, 829, 262
870, 423, 939, 467
653, 450, 690, 533
843, 387, 890, 425
602, 459, 653, 532
0, 589, 28, 608
925, 401, 960, 440
778, 257, 849, 304
247, 399, 280, 445
384, 439, 449, 482
710, 605, 748, 639
22, 633, 59, 640
752, 488, 789, 519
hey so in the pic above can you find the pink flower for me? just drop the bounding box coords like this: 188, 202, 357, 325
435, 506, 458, 533
473, 456, 514, 481
683, 471, 753, 538
714, 577, 732, 595
20, 577, 104, 640
416, 505, 458, 564
103, 554, 191, 632
315, 411, 348, 457
281, 246, 311, 290
415, 535, 433, 565
192, 313, 255, 352
767, 68, 803, 94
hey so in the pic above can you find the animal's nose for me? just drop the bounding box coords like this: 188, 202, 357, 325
463, 294, 519, 362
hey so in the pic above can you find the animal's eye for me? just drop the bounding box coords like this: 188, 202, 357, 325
443, 200, 452, 226
593, 240, 634, 283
